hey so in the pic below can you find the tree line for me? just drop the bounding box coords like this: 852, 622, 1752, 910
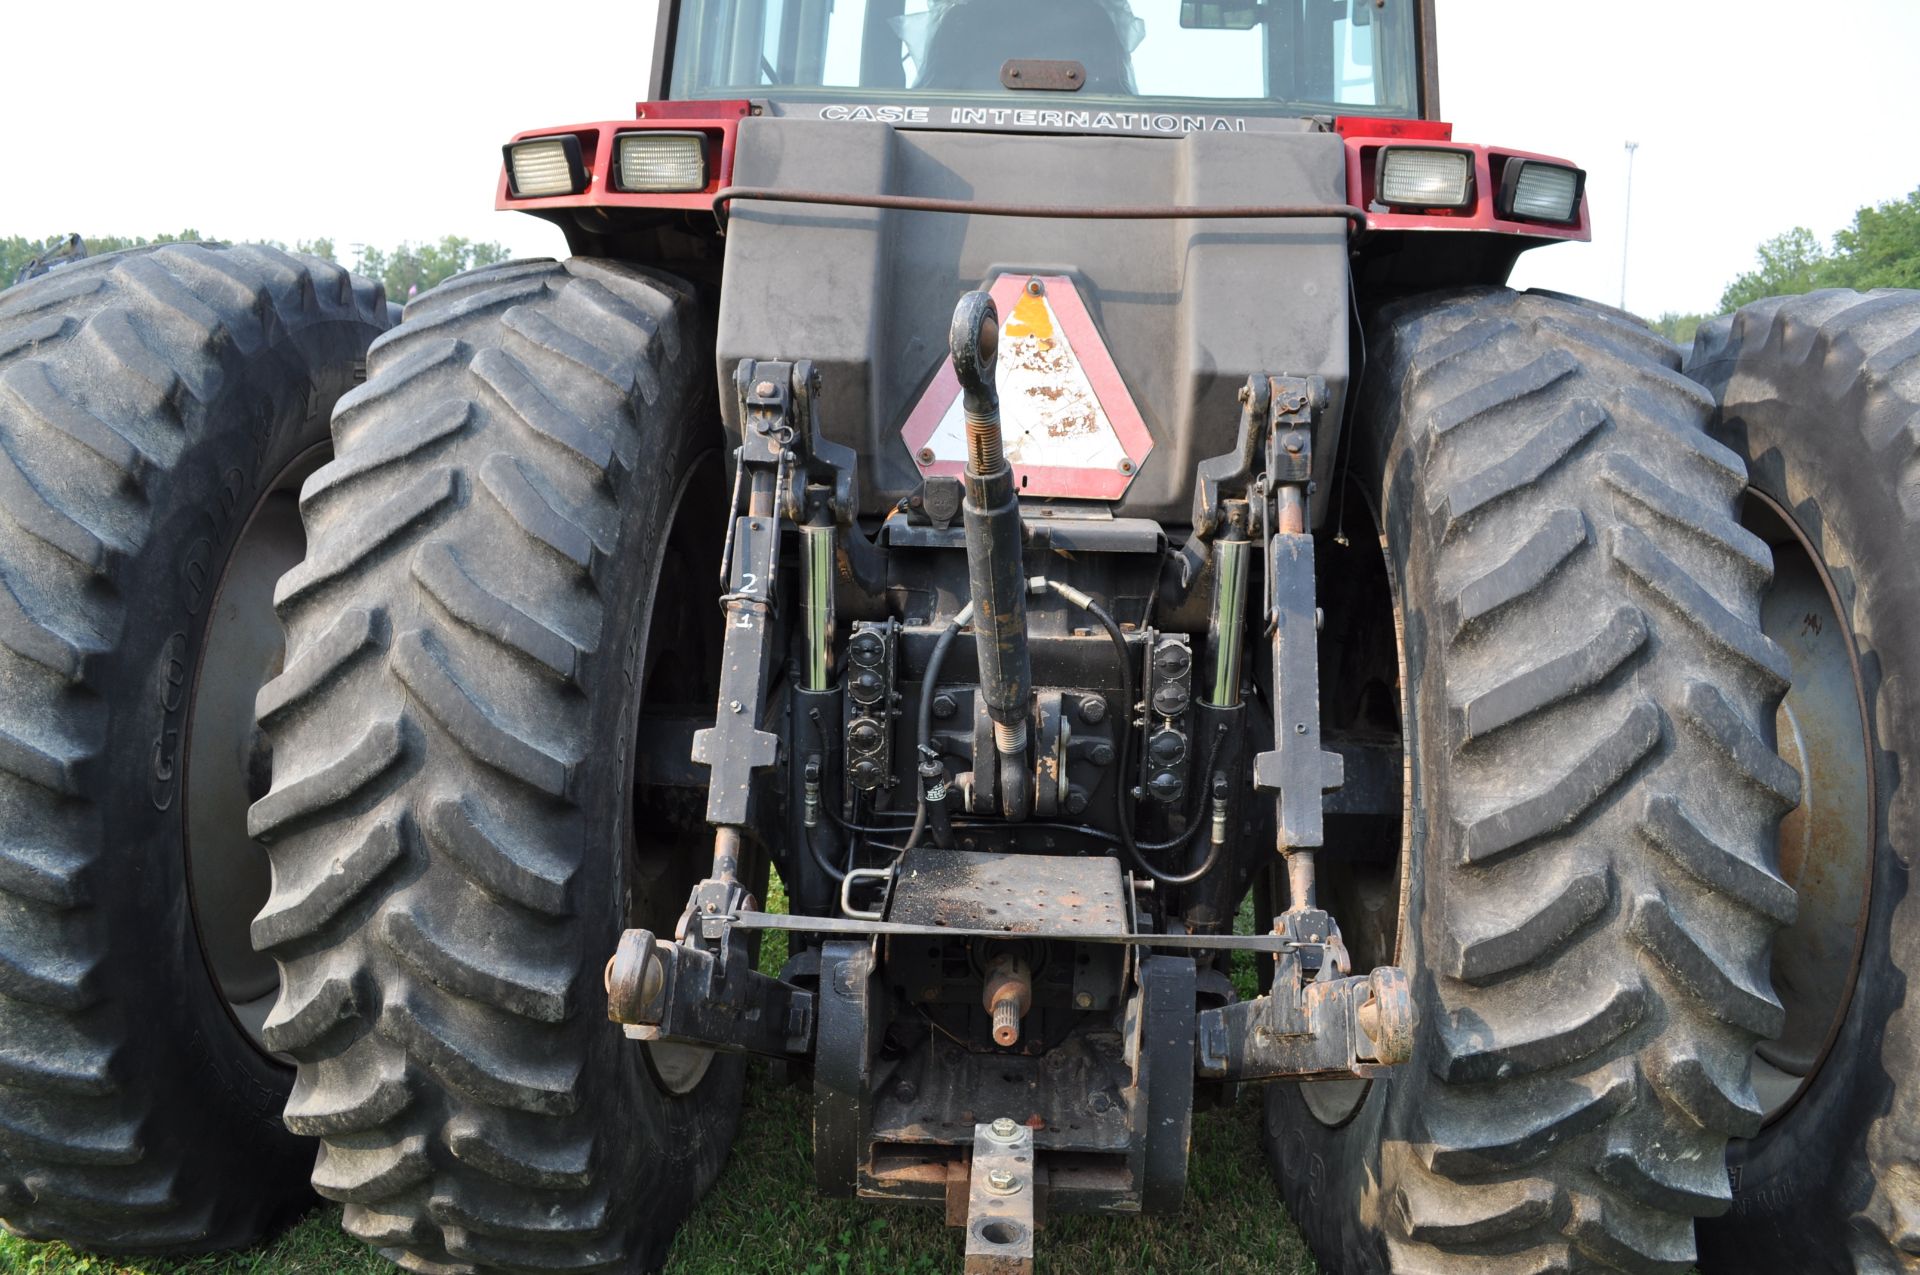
1652, 185, 1919, 344
8, 188, 1916, 344
0, 232, 512, 304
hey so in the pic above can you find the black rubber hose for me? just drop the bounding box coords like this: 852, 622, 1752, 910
1045, 581, 1230, 888
1143, 725, 1231, 886
804, 820, 846, 882
906, 603, 974, 851
1139, 722, 1229, 855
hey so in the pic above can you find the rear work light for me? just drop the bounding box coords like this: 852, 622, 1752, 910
614, 132, 708, 193
504, 136, 586, 198
1375, 146, 1474, 211
1500, 159, 1585, 224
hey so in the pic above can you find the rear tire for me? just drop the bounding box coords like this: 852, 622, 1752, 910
253, 258, 741, 1272
1265, 288, 1795, 1273
1686, 288, 1920, 1274
0, 243, 388, 1250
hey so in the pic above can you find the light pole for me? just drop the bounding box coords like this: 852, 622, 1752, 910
1620, 141, 1640, 312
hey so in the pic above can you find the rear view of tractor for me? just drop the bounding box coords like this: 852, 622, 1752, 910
3, 2, 1916, 1273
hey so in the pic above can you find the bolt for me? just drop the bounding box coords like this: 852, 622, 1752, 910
991, 1117, 1019, 1139
987, 1168, 1018, 1194
1118, 459, 1135, 475
1295, 722, 1307, 735
932, 693, 958, 720
918, 446, 936, 464
923, 985, 941, 1001
1026, 278, 1043, 295
896, 1079, 919, 1101
1089, 742, 1115, 766
1088, 1091, 1112, 1114
729, 699, 743, 713
1079, 696, 1108, 724
754, 379, 777, 397
1066, 787, 1090, 815
1074, 991, 1094, 1009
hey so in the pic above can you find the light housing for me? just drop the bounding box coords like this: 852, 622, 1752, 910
613, 131, 708, 193
1375, 146, 1474, 211
1499, 159, 1585, 225
503, 136, 587, 199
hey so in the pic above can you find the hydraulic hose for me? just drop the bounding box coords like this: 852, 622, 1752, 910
804, 822, 846, 883
1042, 580, 1231, 888
905, 603, 974, 851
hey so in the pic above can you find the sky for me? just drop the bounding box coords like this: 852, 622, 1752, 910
3, 0, 1915, 318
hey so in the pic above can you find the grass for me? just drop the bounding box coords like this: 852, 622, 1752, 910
0, 884, 1314, 1275
0, 1087, 1313, 1275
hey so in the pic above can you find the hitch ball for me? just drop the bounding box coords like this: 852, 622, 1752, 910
982, 953, 1033, 1048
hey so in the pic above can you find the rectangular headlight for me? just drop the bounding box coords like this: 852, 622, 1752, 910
1376, 147, 1474, 210
1500, 160, 1585, 224
503, 136, 586, 198
614, 132, 708, 193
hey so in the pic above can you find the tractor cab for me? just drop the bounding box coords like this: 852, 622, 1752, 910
664, 0, 1427, 121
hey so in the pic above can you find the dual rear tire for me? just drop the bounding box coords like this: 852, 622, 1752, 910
248, 257, 741, 1272
0, 249, 744, 1273
1687, 289, 1920, 1274
0, 244, 387, 1250
1267, 288, 1796, 1273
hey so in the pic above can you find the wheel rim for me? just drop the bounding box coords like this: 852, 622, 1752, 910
1743, 490, 1875, 1122
183, 446, 329, 1056
625, 450, 729, 1097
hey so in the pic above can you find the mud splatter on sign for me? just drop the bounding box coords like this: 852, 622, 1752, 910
905, 274, 1151, 500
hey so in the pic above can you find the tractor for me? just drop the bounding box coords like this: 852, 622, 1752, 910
1, 2, 1916, 1273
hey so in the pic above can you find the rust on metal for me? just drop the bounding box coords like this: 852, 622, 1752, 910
963, 1120, 1036, 1275
983, 955, 1034, 1047
1746, 488, 1876, 1120
886, 849, 1131, 936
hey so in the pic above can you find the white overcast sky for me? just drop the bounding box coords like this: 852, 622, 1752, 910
3, 0, 1915, 317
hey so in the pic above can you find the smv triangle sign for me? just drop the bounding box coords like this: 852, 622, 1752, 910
902, 274, 1153, 501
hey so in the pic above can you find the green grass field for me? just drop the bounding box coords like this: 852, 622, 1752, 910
0, 885, 1315, 1275
0, 1080, 1315, 1275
